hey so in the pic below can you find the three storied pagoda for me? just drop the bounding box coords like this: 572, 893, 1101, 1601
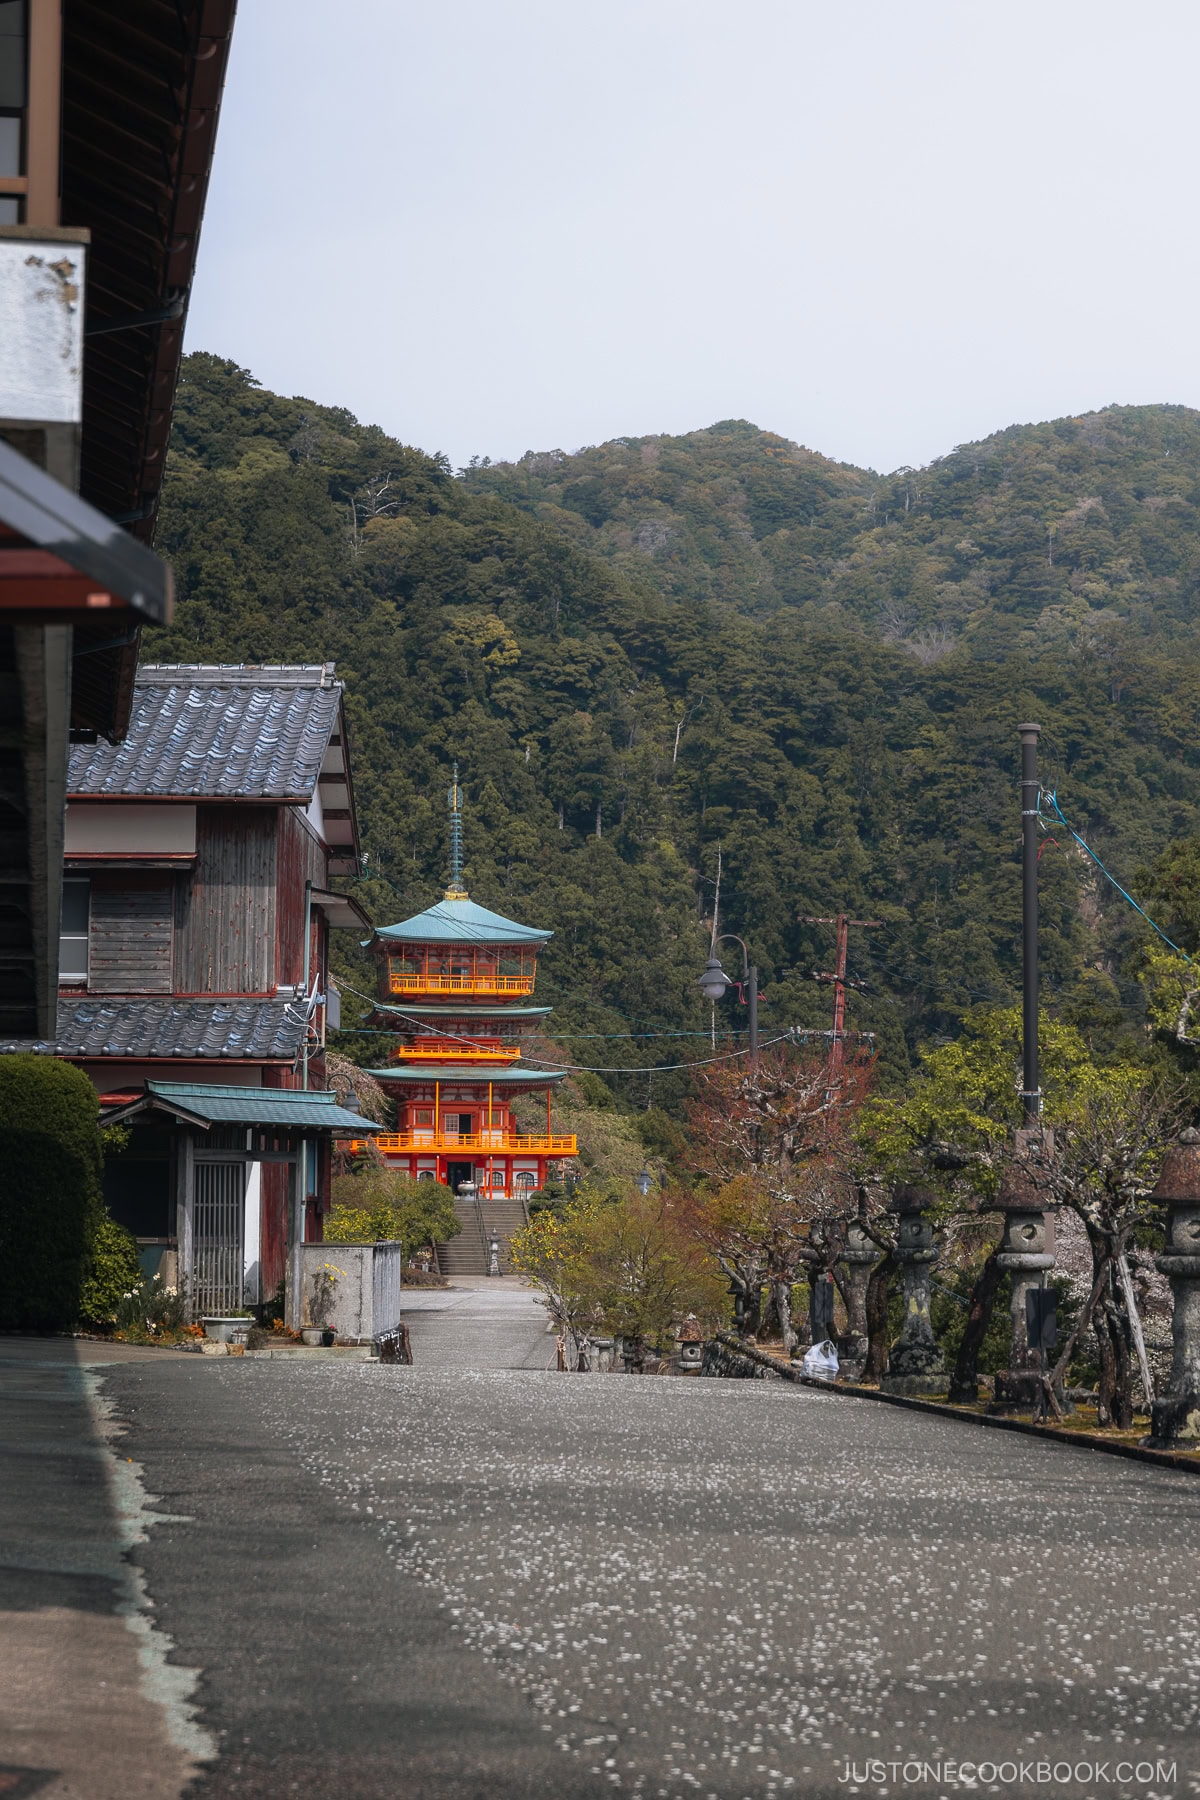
364, 774, 576, 1197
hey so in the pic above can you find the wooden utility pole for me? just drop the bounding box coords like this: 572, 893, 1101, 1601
801, 913, 882, 1077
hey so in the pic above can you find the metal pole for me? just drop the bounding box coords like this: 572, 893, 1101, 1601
302, 880, 312, 1090
748, 964, 758, 1067
830, 915, 849, 1079
1019, 724, 1041, 1125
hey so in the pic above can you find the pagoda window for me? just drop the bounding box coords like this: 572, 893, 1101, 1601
514, 1171, 536, 1190
413, 1107, 433, 1126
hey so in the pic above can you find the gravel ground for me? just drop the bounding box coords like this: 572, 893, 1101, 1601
96, 1290, 1200, 1800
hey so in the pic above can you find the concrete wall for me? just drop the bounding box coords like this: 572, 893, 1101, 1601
299, 1241, 402, 1342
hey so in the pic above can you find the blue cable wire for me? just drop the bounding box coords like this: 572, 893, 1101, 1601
1041, 788, 1191, 963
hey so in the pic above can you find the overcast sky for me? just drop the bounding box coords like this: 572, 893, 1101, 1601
185, 1, 1200, 475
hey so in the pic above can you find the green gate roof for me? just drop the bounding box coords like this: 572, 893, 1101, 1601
101, 1081, 382, 1132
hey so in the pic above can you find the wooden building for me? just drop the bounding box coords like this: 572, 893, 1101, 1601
358, 777, 576, 1237
1, 0, 237, 1041
57, 661, 373, 1316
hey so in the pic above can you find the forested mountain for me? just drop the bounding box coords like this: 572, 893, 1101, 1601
152, 358, 1200, 1106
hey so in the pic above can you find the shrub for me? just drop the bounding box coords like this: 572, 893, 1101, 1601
325, 1168, 460, 1256
0, 1056, 104, 1331
78, 1211, 143, 1328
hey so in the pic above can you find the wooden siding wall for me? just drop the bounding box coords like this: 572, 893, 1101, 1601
175, 807, 277, 993
89, 878, 173, 993
276, 809, 329, 990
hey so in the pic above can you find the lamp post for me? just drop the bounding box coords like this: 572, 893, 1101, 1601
698, 936, 758, 1064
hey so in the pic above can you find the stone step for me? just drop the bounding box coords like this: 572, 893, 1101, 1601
434, 1197, 529, 1276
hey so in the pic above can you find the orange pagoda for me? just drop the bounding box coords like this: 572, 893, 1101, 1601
363, 773, 575, 1198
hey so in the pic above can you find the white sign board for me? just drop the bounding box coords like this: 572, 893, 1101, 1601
0, 234, 87, 423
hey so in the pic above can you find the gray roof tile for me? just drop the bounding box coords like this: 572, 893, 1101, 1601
57, 996, 307, 1060
67, 664, 342, 799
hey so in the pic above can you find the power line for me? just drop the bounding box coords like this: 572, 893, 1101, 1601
1041, 788, 1191, 963
336, 980, 790, 1075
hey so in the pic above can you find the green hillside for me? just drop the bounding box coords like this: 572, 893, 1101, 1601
151, 358, 1200, 1104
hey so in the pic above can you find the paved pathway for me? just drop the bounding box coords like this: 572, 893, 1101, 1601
401, 1277, 556, 1371
0, 1338, 207, 1800
7, 1314, 1200, 1800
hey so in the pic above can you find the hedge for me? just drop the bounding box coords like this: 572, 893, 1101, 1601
0, 1056, 105, 1330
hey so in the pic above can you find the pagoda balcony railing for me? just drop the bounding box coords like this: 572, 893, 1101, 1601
387, 972, 535, 997
348, 1130, 577, 1156
391, 1043, 521, 1063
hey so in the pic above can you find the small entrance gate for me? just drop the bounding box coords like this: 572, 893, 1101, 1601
193, 1159, 246, 1315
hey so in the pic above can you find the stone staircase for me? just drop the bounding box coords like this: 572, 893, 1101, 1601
435, 1195, 530, 1277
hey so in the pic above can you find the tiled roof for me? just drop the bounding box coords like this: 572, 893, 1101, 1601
377, 896, 552, 945
138, 1082, 378, 1131
67, 665, 342, 799
57, 996, 308, 1061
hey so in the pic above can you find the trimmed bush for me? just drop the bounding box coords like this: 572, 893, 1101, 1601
0, 1056, 104, 1331
78, 1210, 143, 1328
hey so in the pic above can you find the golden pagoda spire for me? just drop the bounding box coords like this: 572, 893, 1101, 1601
444, 763, 469, 900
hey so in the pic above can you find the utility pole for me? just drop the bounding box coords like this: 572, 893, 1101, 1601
700, 842, 759, 1065
801, 913, 882, 1078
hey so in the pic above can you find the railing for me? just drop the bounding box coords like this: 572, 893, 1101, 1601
387, 973, 535, 996
392, 1043, 521, 1062
348, 1130, 577, 1155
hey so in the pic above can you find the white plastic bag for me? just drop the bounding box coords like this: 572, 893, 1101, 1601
801, 1338, 839, 1381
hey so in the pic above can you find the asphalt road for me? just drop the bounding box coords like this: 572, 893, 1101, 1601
8, 1288, 1200, 1800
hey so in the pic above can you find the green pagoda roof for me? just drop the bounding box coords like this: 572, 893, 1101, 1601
368, 1063, 565, 1087
376, 896, 551, 946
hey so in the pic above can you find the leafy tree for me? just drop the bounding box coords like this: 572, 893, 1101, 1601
570, 1186, 726, 1371
508, 1192, 604, 1361
685, 1045, 873, 1348
511, 1185, 724, 1370
858, 1006, 1123, 1198
325, 1168, 459, 1258
1038, 1075, 1187, 1428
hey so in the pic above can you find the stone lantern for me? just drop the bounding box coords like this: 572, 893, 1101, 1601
838, 1214, 879, 1381
882, 1184, 947, 1395
989, 1129, 1055, 1412
675, 1315, 705, 1373
1145, 1126, 1200, 1449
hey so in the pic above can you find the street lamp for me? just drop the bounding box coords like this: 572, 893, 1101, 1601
697, 935, 758, 1062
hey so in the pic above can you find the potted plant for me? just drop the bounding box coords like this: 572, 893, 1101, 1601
303, 1262, 344, 1346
